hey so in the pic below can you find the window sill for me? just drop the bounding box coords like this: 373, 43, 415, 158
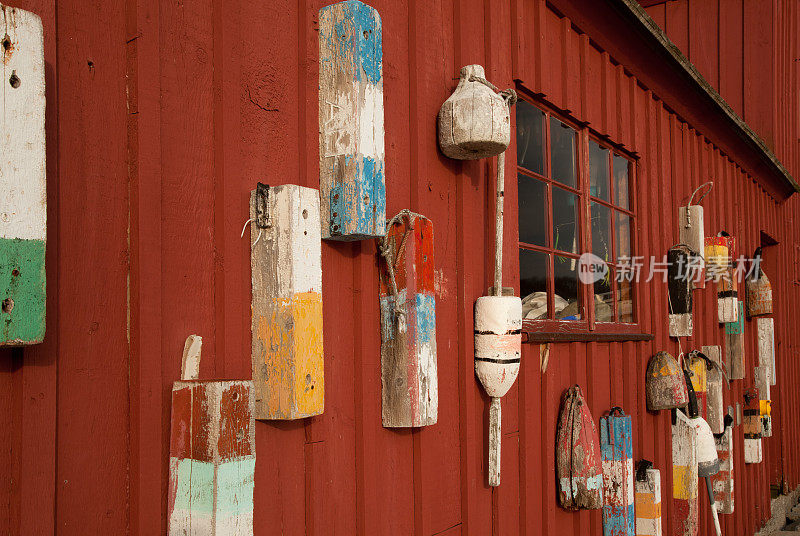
521, 319, 653, 343
522, 331, 654, 343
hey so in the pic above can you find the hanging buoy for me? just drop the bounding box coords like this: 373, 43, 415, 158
634, 462, 662, 536
688, 353, 708, 419
600, 408, 634, 536
746, 247, 773, 317
724, 301, 745, 380
378, 210, 438, 427
705, 233, 737, 323
689, 417, 722, 536
438, 65, 511, 160
757, 317, 776, 386
678, 182, 712, 289
646, 351, 688, 411
672, 410, 698, 536
701, 347, 725, 434
557, 385, 604, 510
711, 426, 734, 514
743, 389, 763, 464
667, 245, 693, 337
754, 366, 772, 438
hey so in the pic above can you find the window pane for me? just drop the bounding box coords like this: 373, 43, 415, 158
520, 249, 549, 320
518, 174, 546, 246
589, 141, 610, 201
554, 255, 581, 320
552, 187, 580, 254
593, 268, 614, 322
613, 155, 630, 209
516, 101, 545, 175
550, 117, 577, 188
615, 212, 631, 261
591, 202, 611, 262
617, 276, 634, 322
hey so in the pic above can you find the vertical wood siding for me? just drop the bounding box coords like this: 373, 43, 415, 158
0, 0, 798, 534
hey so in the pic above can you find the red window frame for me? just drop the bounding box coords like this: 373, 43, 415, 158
516, 97, 643, 337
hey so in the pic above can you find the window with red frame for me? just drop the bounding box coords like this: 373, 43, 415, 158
516, 99, 636, 330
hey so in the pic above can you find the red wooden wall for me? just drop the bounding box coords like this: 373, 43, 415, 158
0, 0, 798, 534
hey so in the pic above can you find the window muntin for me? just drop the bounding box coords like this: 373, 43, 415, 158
517, 99, 636, 330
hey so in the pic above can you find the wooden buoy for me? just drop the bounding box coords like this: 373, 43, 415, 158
318, 0, 386, 240
250, 184, 324, 420
701, 346, 725, 434
635, 463, 662, 536
724, 301, 745, 380
168, 336, 256, 535
754, 366, 772, 438
706, 234, 737, 323
688, 354, 708, 419
646, 351, 688, 411
743, 389, 763, 464
672, 410, 698, 536
438, 65, 510, 160
557, 385, 604, 510
0, 4, 46, 346
667, 245, 693, 337
746, 247, 772, 317
378, 210, 437, 427
711, 427, 734, 514
601, 408, 635, 536
757, 317, 776, 386
678, 182, 711, 289
690, 417, 722, 536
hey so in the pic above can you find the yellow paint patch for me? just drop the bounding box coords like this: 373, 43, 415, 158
255, 291, 324, 419
689, 359, 707, 393
635, 493, 661, 519
672, 465, 697, 499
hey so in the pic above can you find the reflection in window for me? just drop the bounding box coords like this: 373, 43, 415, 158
554, 255, 580, 320
520, 249, 549, 320
518, 175, 547, 246
589, 141, 610, 201
617, 277, 634, 322
550, 117, 576, 188
516, 101, 545, 175
616, 212, 631, 261
591, 202, 611, 262
614, 155, 630, 209
552, 187, 580, 254
594, 270, 614, 322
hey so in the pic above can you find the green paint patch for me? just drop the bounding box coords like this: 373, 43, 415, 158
0, 238, 45, 345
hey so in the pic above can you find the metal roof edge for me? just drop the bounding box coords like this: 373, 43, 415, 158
614, 0, 799, 195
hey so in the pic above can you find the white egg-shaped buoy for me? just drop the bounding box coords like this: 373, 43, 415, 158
438, 65, 511, 160
475, 295, 522, 397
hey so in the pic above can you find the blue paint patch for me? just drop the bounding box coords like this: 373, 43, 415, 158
171, 457, 256, 515
600, 413, 633, 460
320, 1, 382, 84
330, 185, 345, 236
355, 156, 385, 235
415, 294, 436, 343
725, 301, 745, 334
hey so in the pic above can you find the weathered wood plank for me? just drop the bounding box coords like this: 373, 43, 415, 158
743, 389, 762, 464
557, 385, 603, 510
318, 0, 386, 241
0, 3, 46, 346
757, 317, 776, 386
724, 301, 745, 380
168, 338, 256, 535
600, 409, 634, 536
672, 411, 698, 536
702, 347, 724, 434
250, 185, 324, 420
711, 428, 734, 514
378, 210, 437, 427
754, 366, 772, 438
635, 467, 662, 536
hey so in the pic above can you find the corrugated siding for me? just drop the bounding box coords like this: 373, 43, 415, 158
0, 0, 797, 534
